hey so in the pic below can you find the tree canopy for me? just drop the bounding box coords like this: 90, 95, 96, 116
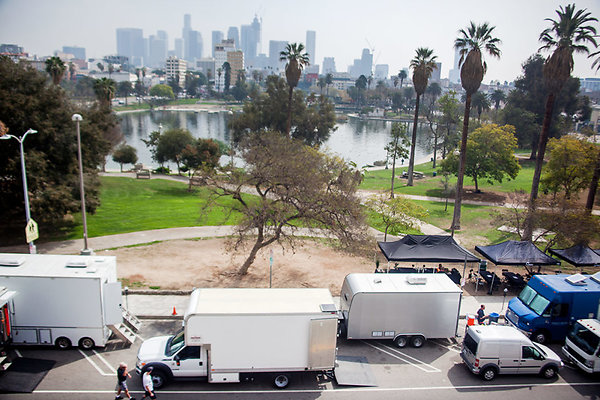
112, 144, 138, 172
149, 84, 175, 99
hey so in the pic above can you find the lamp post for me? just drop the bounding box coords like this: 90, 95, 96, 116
0, 128, 38, 254
72, 114, 92, 255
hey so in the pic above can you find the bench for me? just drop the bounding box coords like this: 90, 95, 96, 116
136, 169, 151, 179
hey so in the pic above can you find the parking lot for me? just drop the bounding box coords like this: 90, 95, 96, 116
0, 318, 598, 400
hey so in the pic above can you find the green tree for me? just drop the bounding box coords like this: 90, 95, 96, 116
180, 138, 223, 189
112, 144, 138, 172
45, 56, 66, 85
398, 70, 407, 87
541, 136, 597, 199
366, 194, 428, 241
280, 43, 310, 136
490, 89, 506, 111
452, 21, 501, 231
0, 57, 116, 239
407, 47, 437, 186
325, 73, 333, 96
523, 4, 598, 241
199, 131, 367, 274
317, 77, 327, 95
116, 81, 132, 103
229, 75, 336, 147
222, 62, 232, 94
93, 78, 116, 108
437, 91, 461, 159
441, 124, 520, 193
155, 128, 194, 174
471, 91, 491, 122
149, 84, 175, 100
385, 123, 410, 198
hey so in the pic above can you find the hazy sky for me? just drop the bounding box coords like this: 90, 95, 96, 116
2, 0, 600, 83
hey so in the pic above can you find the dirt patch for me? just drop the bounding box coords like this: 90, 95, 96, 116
99, 238, 375, 295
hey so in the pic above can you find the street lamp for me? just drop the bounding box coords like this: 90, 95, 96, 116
0, 128, 38, 254
72, 114, 92, 255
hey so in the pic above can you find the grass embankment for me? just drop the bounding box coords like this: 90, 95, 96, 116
114, 99, 236, 112
61, 176, 243, 240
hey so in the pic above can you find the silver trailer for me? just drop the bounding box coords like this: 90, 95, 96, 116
339, 273, 462, 348
0, 253, 137, 349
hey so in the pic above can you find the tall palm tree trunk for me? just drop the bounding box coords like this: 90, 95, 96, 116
522, 93, 556, 240
451, 93, 473, 231
585, 151, 600, 212
286, 86, 293, 136
407, 94, 421, 186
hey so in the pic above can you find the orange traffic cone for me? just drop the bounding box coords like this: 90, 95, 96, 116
172, 306, 177, 315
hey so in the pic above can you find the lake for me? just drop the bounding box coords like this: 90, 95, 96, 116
106, 110, 433, 171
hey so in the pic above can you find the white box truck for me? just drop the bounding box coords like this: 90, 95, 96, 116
136, 288, 338, 389
0, 253, 135, 349
339, 273, 462, 348
562, 319, 600, 373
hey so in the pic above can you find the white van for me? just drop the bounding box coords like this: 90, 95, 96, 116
461, 325, 563, 380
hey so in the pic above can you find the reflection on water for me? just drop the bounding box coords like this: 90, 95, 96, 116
107, 110, 432, 171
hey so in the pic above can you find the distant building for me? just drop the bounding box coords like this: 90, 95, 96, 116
227, 51, 244, 84
211, 31, 224, 57
62, 46, 86, 60
348, 48, 372, 78
431, 62, 442, 83
174, 38, 183, 59
88, 71, 137, 83
241, 15, 261, 67
214, 39, 237, 91
269, 40, 288, 71
116, 28, 144, 67
227, 26, 239, 48
580, 77, 600, 92
148, 31, 168, 68
374, 64, 389, 81
196, 58, 216, 79
306, 30, 316, 65
165, 56, 186, 87
322, 57, 336, 74
331, 72, 354, 91
305, 64, 319, 75
448, 47, 461, 84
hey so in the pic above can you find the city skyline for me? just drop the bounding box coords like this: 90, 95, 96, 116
2, 0, 600, 82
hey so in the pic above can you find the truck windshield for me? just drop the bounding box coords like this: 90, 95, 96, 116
518, 286, 550, 315
166, 330, 185, 356
567, 322, 600, 355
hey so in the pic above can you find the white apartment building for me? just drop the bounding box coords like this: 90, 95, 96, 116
166, 56, 186, 87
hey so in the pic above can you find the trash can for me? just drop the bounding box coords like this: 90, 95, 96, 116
466, 314, 476, 326
432, 171, 437, 177
488, 312, 499, 324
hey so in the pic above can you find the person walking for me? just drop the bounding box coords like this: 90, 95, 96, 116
141, 367, 157, 399
477, 304, 488, 325
115, 362, 134, 400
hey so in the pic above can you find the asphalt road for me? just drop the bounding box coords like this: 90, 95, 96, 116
1, 319, 598, 400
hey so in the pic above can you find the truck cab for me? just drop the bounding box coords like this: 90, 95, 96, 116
505, 274, 600, 344
562, 319, 600, 373
136, 330, 208, 388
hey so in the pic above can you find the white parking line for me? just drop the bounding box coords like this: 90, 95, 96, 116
78, 349, 115, 376
92, 349, 117, 373
362, 341, 440, 372
14, 349, 22, 358
431, 340, 461, 353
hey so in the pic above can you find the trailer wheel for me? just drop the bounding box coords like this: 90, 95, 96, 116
410, 335, 425, 348
394, 336, 408, 348
79, 337, 95, 350
273, 374, 290, 389
55, 337, 71, 350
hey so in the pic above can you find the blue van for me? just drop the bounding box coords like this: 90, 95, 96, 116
505, 273, 600, 344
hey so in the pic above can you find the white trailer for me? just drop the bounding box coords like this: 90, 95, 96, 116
339, 273, 462, 348
0, 253, 136, 349
136, 288, 338, 389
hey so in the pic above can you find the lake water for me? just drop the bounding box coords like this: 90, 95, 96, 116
106, 110, 433, 171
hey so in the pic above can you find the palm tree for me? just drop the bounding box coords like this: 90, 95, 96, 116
398, 70, 407, 88
407, 47, 437, 186
393, 76, 399, 88
317, 77, 327, 95
45, 56, 66, 85
93, 77, 116, 108
522, 4, 598, 240
471, 91, 491, 122
216, 67, 222, 93
490, 89, 506, 111
279, 43, 310, 136
108, 63, 114, 78
451, 22, 501, 231
325, 73, 333, 96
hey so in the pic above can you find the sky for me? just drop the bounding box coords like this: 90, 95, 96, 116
1, 0, 600, 83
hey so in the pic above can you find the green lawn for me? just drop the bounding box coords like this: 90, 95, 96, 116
60, 176, 243, 240
361, 159, 537, 197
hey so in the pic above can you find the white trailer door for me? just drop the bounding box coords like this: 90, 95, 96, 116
103, 282, 122, 325
308, 318, 337, 370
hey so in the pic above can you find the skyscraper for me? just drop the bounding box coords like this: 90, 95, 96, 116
448, 47, 461, 83
269, 40, 288, 71
305, 31, 316, 65
211, 31, 224, 57
62, 46, 86, 60
148, 31, 168, 68
227, 26, 239, 48
241, 16, 261, 67
431, 62, 442, 83
116, 28, 144, 67
374, 64, 389, 80
182, 14, 202, 62
322, 57, 336, 74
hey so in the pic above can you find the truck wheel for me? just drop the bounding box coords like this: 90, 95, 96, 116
410, 335, 425, 348
273, 374, 290, 389
532, 331, 549, 344
55, 337, 71, 350
541, 365, 558, 379
481, 366, 497, 381
79, 337, 95, 350
394, 336, 408, 348
151, 370, 167, 389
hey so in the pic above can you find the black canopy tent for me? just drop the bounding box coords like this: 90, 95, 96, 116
378, 235, 480, 263
475, 240, 560, 275
549, 244, 600, 268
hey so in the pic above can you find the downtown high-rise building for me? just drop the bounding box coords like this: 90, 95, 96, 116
116, 28, 144, 67
148, 30, 168, 68
227, 26, 239, 48
211, 31, 224, 56
241, 16, 261, 68
268, 40, 288, 71
182, 14, 203, 63
374, 64, 389, 80
348, 48, 372, 78
448, 47, 461, 83
322, 57, 336, 74
62, 46, 86, 60
305, 30, 316, 65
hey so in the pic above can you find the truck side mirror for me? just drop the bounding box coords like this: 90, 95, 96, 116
174, 354, 180, 366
